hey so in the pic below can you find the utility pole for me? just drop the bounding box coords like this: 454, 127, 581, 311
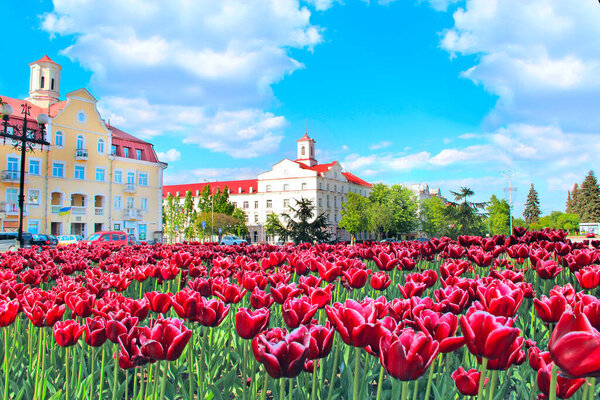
502, 171, 517, 234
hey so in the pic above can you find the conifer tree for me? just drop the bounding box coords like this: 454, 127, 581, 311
523, 184, 541, 225
566, 191, 572, 213
571, 183, 581, 216
579, 171, 600, 222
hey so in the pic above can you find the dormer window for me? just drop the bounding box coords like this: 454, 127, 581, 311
250, 187, 254, 193
136, 149, 142, 160
239, 187, 243, 193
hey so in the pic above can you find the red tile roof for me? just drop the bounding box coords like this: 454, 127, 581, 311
163, 180, 258, 198
0, 96, 66, 119
30, 55, 61, 67
296, 133, 315, 142
108, 125, 160, 163
343, 171, 372, 188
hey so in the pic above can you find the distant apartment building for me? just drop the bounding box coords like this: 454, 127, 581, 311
0, 55, 167, 240
163, 132, 373, 243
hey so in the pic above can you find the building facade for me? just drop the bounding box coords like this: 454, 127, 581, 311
164, 132, 372, 243
0, 55, 166, 240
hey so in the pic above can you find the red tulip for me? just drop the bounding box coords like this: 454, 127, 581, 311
282, 297, 318, 329
139, 317, 192, 361
23, 301, 66, 327
171, 289, 202, 320
452, 367, 488, 396
574, 266, 600, 290
533, 295, 570, 324
549, 312, 600, 378
195, 297, 230, 327
325, 299, 379, 348
414, 310, 464, 353
308, 285, 333, 309
434, 286, 470, 315
0, 299, 19, 327
270, 283, 302, 305
373, 253, 399, 271
370, 272, 391, 291
307, 324, 334, 360
106, 316, 139, 344
84, 316, 107, 347
235, 307, 270, 339
342, 268, 370, 289
316, 261, 342, 282
144, 291, 172, 314
250, 288, 274, 309
65, 292, 96, 318
537, 362, 585, 399
118, 328, 152, 369
459, 310, 520, 360
397, 281, 427, 299
214, 283, 247, 304
378, 328, 439, 381
476, 281, 524, 317
536, 259, 563, 280
253, 325, 310, 379
54, 319, 85, 347
484, 335, 525, 370
528, 347, 552, 371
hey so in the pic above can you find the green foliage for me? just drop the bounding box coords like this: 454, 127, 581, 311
368, 184, 419, 238
265, 213, 287, 242
339, 193, 369, 242
366, 201, 394, 240
231, 208, 249, 238
198, 185, 235, 215
183, 190, 197, 240
487, 195, 511, 235
536, 211, 579, 234
445, 187, 487, 237
194, 212, 239, 237
163, 194, 185, 243
281, 198, 329, 244
420, 196, 448, 237
523, 184, 541, 225
578, 171, 600, 222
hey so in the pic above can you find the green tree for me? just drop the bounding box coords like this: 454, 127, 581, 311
556, 213, 579, 234
366, 201, 394, 240
183, 190, 197, 240
265, 213, 287, 243
368, 184, 419, 237
512, 217, 526, 228
281, 198, 329, 244
523, 184, 541, 225
487, 195, 510, 235
420, 196, 448, 238
578, 171, 600, 222
445, 187, 487, 236
339, 193, 369, 244
163, 194, 185, 243
195, 212, 239, 240
569, 183, 581, 215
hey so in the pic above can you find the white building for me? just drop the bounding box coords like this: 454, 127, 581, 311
163, 132, 372, 243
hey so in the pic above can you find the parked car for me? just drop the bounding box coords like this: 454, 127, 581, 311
1, 232, 34, 249
57, 235, 83, 246
220, 235, 247, 245
380, 238, 396, 243
32, 234, 58, 247
416, 237, 429, 242
0, 233, 17, 252
83, 231, 128, 246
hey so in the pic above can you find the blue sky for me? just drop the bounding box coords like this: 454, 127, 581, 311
2, 0, 600, 216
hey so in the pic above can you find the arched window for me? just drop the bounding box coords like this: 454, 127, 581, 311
283, 184, 289, 191
76, 135, 85, 150
301, 146, 305, 156
301, 182, 307, 190
51, 79, 55, 90
55, 131, 63, 147
266, 185, 272, 192
97, 139, 105, 153
40, 76, 45, 89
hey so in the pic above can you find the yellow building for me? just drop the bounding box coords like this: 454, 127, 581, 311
0, 55, 167, 241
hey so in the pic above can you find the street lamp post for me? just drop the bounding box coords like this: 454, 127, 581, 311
0, 99, 50, 248
203, 179, 214, 241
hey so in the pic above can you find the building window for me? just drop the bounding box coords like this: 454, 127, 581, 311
138, 173, 148, 186
74, 166, 85, 180
140, 198, 148, 210
51, 78, 55, 90
55, 131, 63, 147
232, 202, 237, 209
136, 149, 142, 160
7, 157, 18, 176
266, 185, 271, 192
283, 184, 289, 191
301, 146, 305, 156
318, 198, 322, 207
243, 201, 249, 209
127, 172, 135, 184
28, 159, 40, 175
126, 197, 135, 209
301, 182, 307, 190
40, 76, 45, 89
114, 170, 122, 184
98, 139, 105, 154
254, 214, 258, 223
27, 220, 40, 234
266, 200, 272, 208
52, 162, 64, 178
76, 135, 85, 150
283, 199, 290, 208
113, 196, 122, 210
254, 201, 258, 208
95, 168, 106, 182
123, 147, 129, 158
244, 213, 249, 222
327, 195, 330, 206
28, 189, 41, 206
114, 223, 121, 230
6, 188, 17, 205
111, 145, 117, 155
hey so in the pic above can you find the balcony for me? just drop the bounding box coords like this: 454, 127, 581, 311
3, 203, 28, 216
0, 170, 20, 182
75, 149, 88, 160
124, 183, 136, 193
51, 205, 61, 215
71, 206, 87, 216
95, 207, 104, 216
124, 207, 143, 221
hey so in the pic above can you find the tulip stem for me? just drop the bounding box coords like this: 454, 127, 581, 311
3, 328, 9, 400
588, 377, 596, 400
89, 347, 95, 400
424, 356, 435, 400
352, 347, 360, 400
412, 379, 418, 400
187, 335, 194, 399
98, 345, 106, 400
288, 378, 293, 400
400, 381, 409, 400
242, 340, 248, 400
111, 344, 119, 400
65, 346, 69, 400
139, 366, 146, 400
159, 361, 167, 400
311, 361, 318, 400
487, 370, 497, 400
326, 341, 340, 400
548, 363, 557, 400
280, 378, 285, 400
376, 365, 384, 400
477, 358, 488, 400
261, 372, 268, 400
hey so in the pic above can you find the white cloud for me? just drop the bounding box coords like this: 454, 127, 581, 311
157, 148, 181, 162
164, 167, 262, 185
305, 0, 339, 11
42, 0, 322, 158
369, 141, 392, 150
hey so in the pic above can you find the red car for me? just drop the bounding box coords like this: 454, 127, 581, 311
83, 230, 128, 246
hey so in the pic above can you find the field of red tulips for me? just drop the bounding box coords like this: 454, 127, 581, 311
0, 228, 599, 399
